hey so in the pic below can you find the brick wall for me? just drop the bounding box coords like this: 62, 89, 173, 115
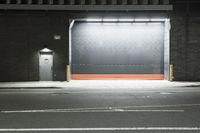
0, 1, 200, 81
0, 12, 68, 81
170, 0, 200, 81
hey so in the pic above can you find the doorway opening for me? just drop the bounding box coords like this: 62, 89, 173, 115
39, 48, 53, 81
69, 18, 170, 80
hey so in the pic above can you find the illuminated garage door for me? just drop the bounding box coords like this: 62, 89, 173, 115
71, 22, 164, 80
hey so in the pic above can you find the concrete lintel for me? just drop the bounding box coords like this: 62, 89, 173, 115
0, 5, 173, 11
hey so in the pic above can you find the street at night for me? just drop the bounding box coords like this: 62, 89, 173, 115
0, 81, 200, 132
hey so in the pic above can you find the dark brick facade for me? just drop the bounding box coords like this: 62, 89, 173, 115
0, 12, 68, 81
0, 1, 200, 81
170, 0, 200, 81
170, 14, 200, 81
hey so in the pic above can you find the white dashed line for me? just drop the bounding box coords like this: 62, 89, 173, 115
0, 109, 184, 113
2, 103, 199, 113
0, 127, 200, 131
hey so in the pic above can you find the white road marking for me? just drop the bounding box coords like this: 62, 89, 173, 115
0, 127, 200, 131
69, 103, 200, 110
3, 103, 200, 113
114, 103, 200, 109
1, 103, 197, 113
0, 109, 184, 113
53, 103, 200, 111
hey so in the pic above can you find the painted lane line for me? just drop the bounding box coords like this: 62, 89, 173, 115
0, 109, 184, 113
118, 103, 200, 109
51, 103, 200, 110
1, 103, 198, 113
0, 127, 200, 131
1, 103, 200, 113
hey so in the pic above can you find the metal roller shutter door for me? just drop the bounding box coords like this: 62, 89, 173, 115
71, 22, 164, 79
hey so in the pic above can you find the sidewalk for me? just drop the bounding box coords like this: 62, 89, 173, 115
0, 80, 200, 89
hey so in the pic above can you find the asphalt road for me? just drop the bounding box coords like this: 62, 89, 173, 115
0, 85, 200, 133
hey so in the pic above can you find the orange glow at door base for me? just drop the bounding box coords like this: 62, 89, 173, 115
71, 74, 164, 80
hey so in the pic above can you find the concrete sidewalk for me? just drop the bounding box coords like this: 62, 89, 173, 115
0, 80, 200, 89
